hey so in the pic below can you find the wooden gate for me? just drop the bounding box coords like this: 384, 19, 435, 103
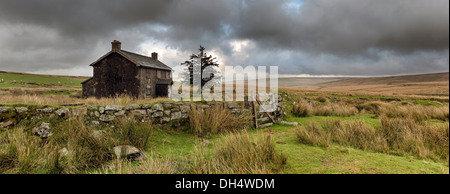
251, 94, 283, 129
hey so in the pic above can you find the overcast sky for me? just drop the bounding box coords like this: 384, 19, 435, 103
0, 0, 448, 76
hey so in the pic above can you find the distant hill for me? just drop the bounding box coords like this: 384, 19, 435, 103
0, 71, 89, 88
321, 72, 449, 86
280, 72, 449, 98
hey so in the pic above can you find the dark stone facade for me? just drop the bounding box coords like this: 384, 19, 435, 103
82, 40, 172, 98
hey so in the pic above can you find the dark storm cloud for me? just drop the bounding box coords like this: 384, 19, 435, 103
0, 0, 448, 76
235, 0, 449, 55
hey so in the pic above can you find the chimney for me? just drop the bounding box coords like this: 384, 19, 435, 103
152, 52, 158, 60
111, 40, 121, 51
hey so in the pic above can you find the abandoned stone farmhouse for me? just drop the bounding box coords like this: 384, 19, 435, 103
82, 40, 173, 98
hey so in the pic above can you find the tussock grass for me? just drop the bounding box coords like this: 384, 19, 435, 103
189, 132, 287, 174
189, 104, 251, 136
111, 118, 153, 150
0, 114, 153, 173
97, 132, 287, 174
295, 117, 449, 163
292, 100, 358, 117
378, 104, 449, 122
292, 100, 313, 117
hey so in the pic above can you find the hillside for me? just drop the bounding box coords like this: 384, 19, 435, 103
0, 71, 88, 88
281, 72, 449, 98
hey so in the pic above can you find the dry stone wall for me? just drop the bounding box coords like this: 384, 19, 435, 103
1, 100, 285, 128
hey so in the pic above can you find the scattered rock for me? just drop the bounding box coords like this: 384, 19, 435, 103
281, 121, 298, 126
0, 106, 10, 113
113, 145, 145, 161
88, 121, 101, 128
91, 130, 105, 140
59, 148, 69, 157
200, 140, 210, 146
15, 107, 28, 114
0, 120, 13, 128
99, 114, 115, 122
55, 107, 70, 117
32, 122, 53, 139
105, 105, 123, 111
31, 115, 43, 121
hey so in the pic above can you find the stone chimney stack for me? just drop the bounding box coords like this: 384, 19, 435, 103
111, 40, 122, 51
152, 52, 158, 60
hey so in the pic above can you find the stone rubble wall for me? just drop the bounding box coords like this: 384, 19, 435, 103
1, 100, 285, 127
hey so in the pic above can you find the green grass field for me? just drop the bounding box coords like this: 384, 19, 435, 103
137, 115, 448, 174
0, 72, 85, 88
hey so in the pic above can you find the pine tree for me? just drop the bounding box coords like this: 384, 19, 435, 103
181, 46, 220, 87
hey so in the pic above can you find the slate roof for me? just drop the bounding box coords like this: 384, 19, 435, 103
90, 50, 172, 71
120, 50, 172, 71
